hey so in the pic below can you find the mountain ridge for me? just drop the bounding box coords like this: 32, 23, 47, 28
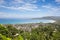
32, 16, 60, 24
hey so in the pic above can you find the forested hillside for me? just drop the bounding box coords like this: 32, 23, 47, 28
0, 23, 60, 40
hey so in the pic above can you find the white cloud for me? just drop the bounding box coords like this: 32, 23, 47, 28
31, 0, 37, 3
25, 0, 37, 3
55, 0, 60, 4
0, 12, 41, 18
0, 0, 38, 11
0, 0, 4, 4
42, 0, 45, 2
0, 0, 60, 18
0, 4, 60, 18
20, 3, 38, 10
55, 0, 60, 2
0, 12, 24, 18
42, 5, 51, 8
42, 5, 60, 16
42, 5, 59, 10
12, 0, 37, 5
12, 0, 25, 4
0, 3, 38, 11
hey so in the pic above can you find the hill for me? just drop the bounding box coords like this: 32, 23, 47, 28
32, 16, 60, 25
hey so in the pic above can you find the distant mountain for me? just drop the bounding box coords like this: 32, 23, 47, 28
40, 16, 60, 20
33, 16, 60, 20
33, 16, 60, 25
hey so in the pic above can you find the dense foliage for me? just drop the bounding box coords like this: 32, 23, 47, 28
0, 23, 60, 40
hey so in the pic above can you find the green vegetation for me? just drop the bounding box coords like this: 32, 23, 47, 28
0, 23, 60, 40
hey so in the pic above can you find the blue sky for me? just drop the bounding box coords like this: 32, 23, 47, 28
0, 0, 60, 18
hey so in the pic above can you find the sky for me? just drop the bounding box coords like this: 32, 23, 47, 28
0, 0, 60, 18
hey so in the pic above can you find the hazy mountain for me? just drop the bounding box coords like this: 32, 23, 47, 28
40, 16, 60, 20
33, 16, 60, 25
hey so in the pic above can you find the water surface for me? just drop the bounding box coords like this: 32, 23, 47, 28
0, 19, 55, 24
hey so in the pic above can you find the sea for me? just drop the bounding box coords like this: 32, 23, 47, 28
0, 18, 55, 24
